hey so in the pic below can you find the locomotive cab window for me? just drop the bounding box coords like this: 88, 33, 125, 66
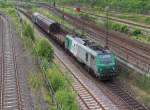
99, 54, 112, 64
66, 38, 69, 47
68, 40, 69, 47
86, 53, 88, 62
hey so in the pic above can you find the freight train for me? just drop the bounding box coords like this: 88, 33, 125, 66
32, 12, 116, 80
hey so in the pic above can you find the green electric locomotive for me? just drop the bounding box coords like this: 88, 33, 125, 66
65, 35, 116, 80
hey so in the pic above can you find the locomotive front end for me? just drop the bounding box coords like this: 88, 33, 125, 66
96, 53, 116, 80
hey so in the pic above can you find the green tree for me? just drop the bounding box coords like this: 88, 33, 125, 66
35, 39, 54, 62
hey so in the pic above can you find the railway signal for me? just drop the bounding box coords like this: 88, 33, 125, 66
74, 7, 80, 13
74, 7, 85, 35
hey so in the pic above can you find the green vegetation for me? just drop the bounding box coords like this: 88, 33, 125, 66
54, 0, 150, 14
107, 21, 129, 33
132, 28, 142, 36
105, 21, 150, 44
107, 21, 141, 36
23, 22, 35, 42
119, 69, 150, 94
0, 1, 12, 8
35, 39, 54, 62
48, 65, 66, 92
134, 75, 150, 93
111, 14, 150, 25
28, 72, 48, 110
56, 90, 78, 110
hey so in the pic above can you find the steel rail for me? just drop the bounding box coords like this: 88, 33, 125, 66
0, 15, 22, 110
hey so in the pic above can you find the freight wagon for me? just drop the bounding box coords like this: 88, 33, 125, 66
32, 12, 60, 33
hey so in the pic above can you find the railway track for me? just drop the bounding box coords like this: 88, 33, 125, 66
56, 54, 105, 110
40, 5, 150, 73
104, 82, 148, 110
60, 6, 150, 30
0, 15, 22, 110
81, 11, 150, 29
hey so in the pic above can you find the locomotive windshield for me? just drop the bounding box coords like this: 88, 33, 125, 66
99, 54, 113, 64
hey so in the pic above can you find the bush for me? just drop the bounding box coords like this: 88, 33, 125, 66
56, 90, 79, 110
48, 65, 66, 92
106, 21, 123, 32
47, 64, 79, 109
23, 22, 35, 42
120, 25, 129, 33
132, 28, 142, 36
35, 39, 54, 62
7, 8, 16, 17
112, 23, 121, 31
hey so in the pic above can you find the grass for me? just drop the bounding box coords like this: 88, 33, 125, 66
111, 13, 150, 25
28, 72, 54, 110
134, 74, 150, 93
130, 35, 150, 44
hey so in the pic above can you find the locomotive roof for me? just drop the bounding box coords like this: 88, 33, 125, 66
74, 37, 102, 51
67, 35, 112, 55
